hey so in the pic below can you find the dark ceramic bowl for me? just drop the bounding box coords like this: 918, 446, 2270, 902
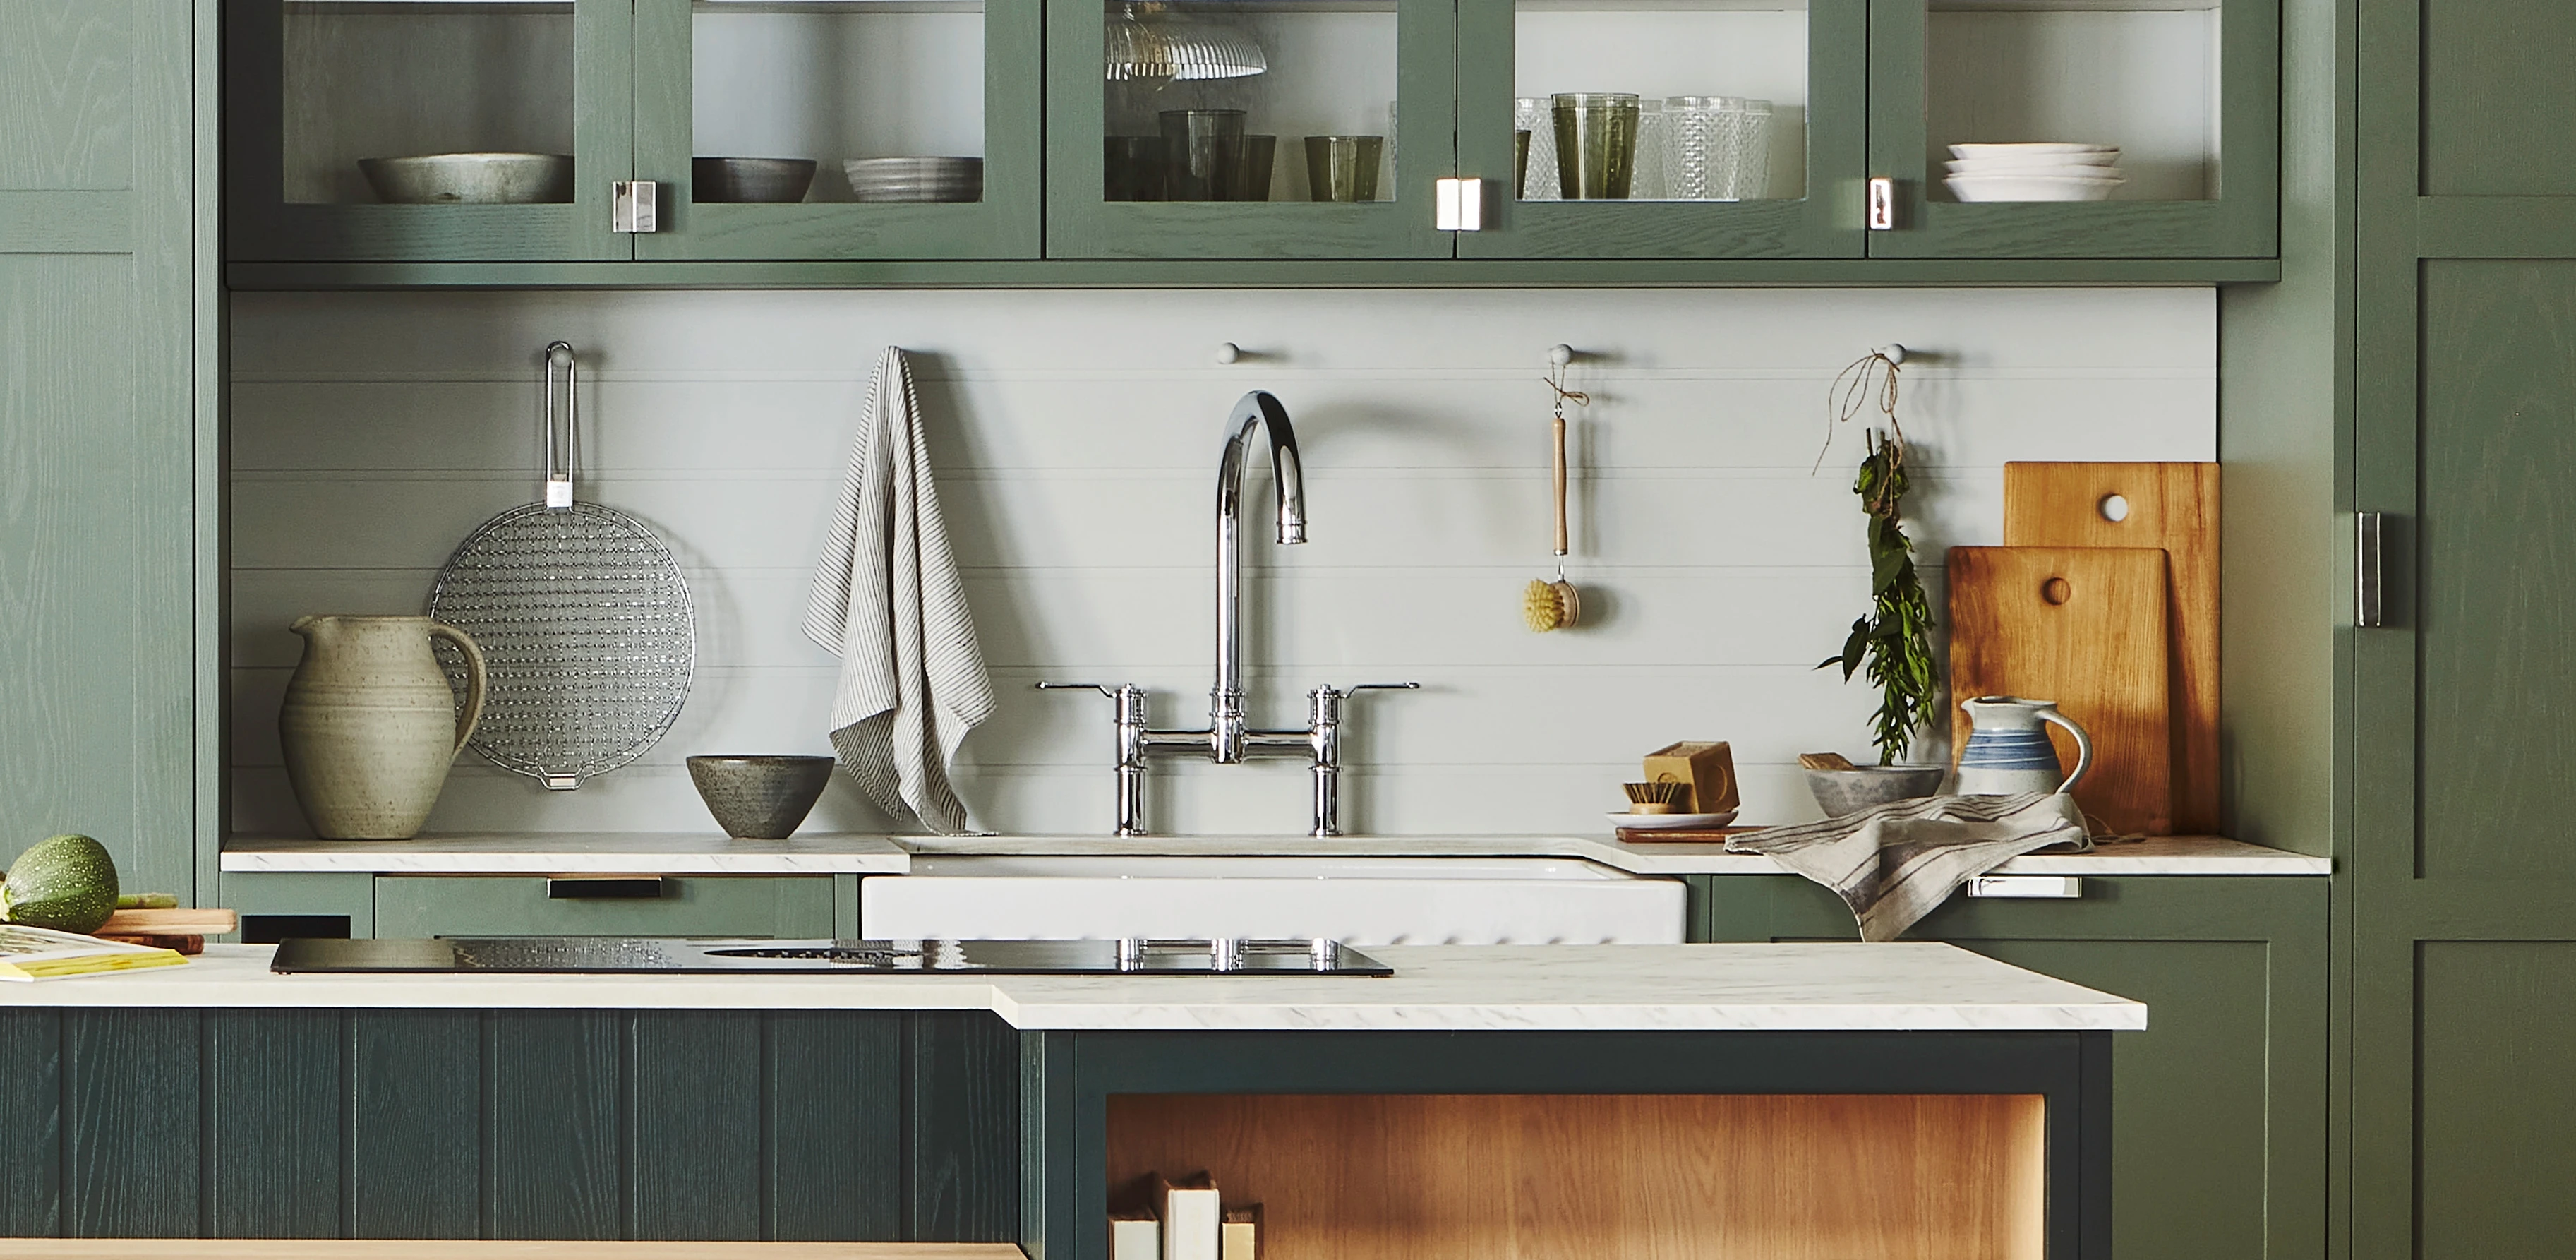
1804, 764, 1946, 817
687, 755, 836, 839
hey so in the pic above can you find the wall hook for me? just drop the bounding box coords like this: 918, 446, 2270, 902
1215, 342, 1242, 365
1547, 344, 1577, 367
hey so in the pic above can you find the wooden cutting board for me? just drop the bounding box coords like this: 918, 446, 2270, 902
1949, 546, 2172, 836
2003, 462, 2219, 832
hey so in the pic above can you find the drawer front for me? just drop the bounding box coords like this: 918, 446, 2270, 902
374, 876, 836, 939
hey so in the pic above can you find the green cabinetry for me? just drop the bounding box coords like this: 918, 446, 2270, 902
227, 0, 1042, 264
222, 0, 2280, 275
1864, 0, 2277, 259
1698, 875, 2327, 1260
0, 0, 207, 901
2349, 2, 2576, 1256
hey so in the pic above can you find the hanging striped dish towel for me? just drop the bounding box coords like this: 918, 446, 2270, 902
803, 347, 996, 835
1723, 793, 2092, 942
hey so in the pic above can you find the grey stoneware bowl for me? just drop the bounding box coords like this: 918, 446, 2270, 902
359, 153, 575, 204
692, 157, 818, 204
687, 755, 837, 839
1804, 764, 1947, 817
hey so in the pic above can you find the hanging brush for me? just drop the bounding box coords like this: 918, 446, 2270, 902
1526, 346, 1587, 632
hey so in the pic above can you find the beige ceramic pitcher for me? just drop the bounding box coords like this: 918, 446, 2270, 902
279, 616, 488, 839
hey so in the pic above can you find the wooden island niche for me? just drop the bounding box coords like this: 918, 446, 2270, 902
1105, 1092, 2049, 1260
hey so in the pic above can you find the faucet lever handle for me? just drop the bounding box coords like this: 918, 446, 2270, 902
1036, 682, 1121, 698
1350, 682, 1423, 693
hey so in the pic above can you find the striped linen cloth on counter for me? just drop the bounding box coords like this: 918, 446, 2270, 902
1724, 793, 2092, 942
804, 347, 996, 835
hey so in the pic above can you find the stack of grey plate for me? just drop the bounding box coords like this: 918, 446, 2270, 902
844, 157, 984, 203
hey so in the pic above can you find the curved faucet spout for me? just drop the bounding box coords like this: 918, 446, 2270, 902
1220, 390, 1305, 544
1213, 391, 1304, 761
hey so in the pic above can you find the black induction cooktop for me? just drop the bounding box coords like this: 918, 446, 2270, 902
269, 936, 1395, 976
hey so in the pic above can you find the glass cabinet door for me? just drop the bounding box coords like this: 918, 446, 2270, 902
1455, 0, 1867, 259
1865, 0, 2277, 258
1047, 0, 1457, 258
631, 0, 1042, 260
228, 0, 633, 262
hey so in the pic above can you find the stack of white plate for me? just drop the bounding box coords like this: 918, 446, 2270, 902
844, 157, 984, 203
1943, 143, 2122, 203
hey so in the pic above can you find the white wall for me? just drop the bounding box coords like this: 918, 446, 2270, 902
228, 287, 2215, 839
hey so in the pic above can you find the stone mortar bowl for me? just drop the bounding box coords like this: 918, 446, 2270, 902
687, 755, 837, 839
1804, 764, 1947, 817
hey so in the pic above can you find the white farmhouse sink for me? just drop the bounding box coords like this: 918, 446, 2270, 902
856, 854, 1686, 945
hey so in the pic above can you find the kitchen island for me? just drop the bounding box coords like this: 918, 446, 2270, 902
0, 944, 2136, 1259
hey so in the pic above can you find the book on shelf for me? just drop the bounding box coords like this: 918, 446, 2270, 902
0, 925, 187, 981
1154, 1172, 1222, 1260
1222, 1204, 1261, 1260
1110, 1206, 1160, 1260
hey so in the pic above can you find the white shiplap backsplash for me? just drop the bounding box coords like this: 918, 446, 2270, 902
228, 287, 2215, 839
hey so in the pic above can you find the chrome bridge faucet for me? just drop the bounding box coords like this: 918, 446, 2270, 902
1042, 391, 1416, 837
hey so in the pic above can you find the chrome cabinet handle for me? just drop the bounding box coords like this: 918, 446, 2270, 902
613, 180, 659, 233
2355, 511, 2385, 628
547, 877, 666, 900
1867, 176, 1896, 230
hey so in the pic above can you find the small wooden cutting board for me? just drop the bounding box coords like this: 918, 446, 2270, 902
2004, 461, 2218, 832
1949, 546, 2173, 836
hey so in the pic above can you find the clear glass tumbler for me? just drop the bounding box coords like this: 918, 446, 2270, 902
1551, 92, 1640, 200
1160, 108, 1246, 201
1632, 97, 1668, 200
1515, 97, 1560, 200
1664, 97, 1774, 201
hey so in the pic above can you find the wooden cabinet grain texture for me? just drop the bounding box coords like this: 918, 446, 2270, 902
0, 0, 201, 902
2351, 3, 2576, 1253
0, 1008, 1022, 1244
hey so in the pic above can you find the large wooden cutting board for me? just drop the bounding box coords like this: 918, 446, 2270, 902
2003, 462, 2219, 832
1949, 546, 2172, 836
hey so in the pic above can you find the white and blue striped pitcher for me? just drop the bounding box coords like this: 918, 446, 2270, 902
1956, 696, 2093, 797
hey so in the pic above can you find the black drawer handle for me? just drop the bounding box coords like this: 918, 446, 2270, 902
547, 877, 668, 901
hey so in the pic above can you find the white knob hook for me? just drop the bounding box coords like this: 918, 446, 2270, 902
1215, 342, 1242, 365
1547, 344, 1576, 367
1874, 343, 1907, 366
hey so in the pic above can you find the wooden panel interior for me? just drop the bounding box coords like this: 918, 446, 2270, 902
1106, 1093, 2047, 1260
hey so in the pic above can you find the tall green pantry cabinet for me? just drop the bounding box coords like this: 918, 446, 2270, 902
0, 0, 214, 904
2348, 1, 2576, 1256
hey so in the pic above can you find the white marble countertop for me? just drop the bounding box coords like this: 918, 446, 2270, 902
0, 944, 2145, 1031
222, 831, 2327, 877
222, 832, 912, 874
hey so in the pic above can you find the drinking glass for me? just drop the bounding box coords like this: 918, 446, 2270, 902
1304, 135, 1385, 200
1515, 97, 1560, 200
1551, 92, 1639, 199
1160, 108, 1246, 200
1105, 136, 1165, 200
1664, 97, 1773, 200
1230, 135, 1277, 201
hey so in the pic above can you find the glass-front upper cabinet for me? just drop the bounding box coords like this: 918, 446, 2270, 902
229, 0, 634, 262
1046, 0, 1458, 258
1864, 0, 2277, 258
1456, 0, 1867, 259
631, 0, 1042, 259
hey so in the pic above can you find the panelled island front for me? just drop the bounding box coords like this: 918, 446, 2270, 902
0, 944, 2135, 1259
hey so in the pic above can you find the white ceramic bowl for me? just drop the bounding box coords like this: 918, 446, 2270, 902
1946, 162, 2127, 181
1949, 142, 2118, 161
1945, 155, 2121, 173
1945, 174, 2124, 203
